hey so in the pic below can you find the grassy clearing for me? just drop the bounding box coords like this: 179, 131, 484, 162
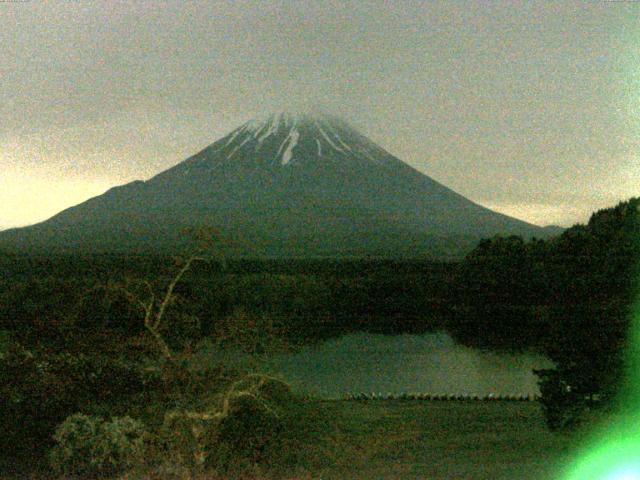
0, 398, 576, 479
279, 399, 573, 480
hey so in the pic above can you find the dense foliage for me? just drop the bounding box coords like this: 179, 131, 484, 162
0, 343, 161, 466
0, 197, 637, 477
0, 256, 455, 348
450, 198, 639, 428
49, 414, 147, 478
0, 250, 346, 477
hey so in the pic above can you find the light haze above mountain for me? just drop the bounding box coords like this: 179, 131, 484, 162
0, 112, 558, 258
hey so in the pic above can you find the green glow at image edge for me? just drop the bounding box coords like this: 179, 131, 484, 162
561, 422, 640, 480
561, 287, 640, 478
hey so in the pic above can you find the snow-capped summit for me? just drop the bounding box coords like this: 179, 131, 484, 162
0, 113, 552, 258
169, 111, 395, 170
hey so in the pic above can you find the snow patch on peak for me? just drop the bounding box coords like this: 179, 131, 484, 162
222, 111, 394, 167
224, 125, 246, 146
282, 130, 299, 165
317, 126, 344, 153
277, 127, 299, 165
226, 134, 254, 160
256, 117, 280, 143
246, 112, 288, 145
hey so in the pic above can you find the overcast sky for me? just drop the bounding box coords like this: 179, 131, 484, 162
1, 1, 638, 229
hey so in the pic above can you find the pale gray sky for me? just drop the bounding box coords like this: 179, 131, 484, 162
1, 0, 639, 229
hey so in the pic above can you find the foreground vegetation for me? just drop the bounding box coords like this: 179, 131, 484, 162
3, 399, 577, 480
0, 198, 638, 477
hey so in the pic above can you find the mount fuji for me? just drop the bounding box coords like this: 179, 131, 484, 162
0, 112, 553, 258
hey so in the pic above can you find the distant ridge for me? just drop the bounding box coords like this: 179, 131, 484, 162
0, 112, 556, 258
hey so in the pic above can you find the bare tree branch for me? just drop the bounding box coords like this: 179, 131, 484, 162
104, 227, 223, 363
155, 254, 201, 331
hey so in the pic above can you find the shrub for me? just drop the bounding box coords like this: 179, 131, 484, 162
160, 409, 217, 471
159, 375, 294, 474
50, 413, 147, 478
94, 416, 147, 472
0, 343, 73, 462
49, 414, 101, 477
0, 343, 162, 467
211, 390, 284, 467
208, 375, 296, 473
534, 366, 618, 431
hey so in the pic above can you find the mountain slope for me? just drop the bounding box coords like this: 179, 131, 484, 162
0, 112, 553, 258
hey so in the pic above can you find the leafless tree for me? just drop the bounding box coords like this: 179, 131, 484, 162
117, 226, 225, 362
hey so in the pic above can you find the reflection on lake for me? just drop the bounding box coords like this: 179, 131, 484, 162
206, 332, 553, 399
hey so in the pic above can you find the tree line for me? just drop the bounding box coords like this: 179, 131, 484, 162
0, 197, 637, 474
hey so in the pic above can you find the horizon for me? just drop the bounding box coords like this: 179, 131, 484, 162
1, 3, 638, 474
2, 1, 638, 230
0, 108, 588, 233
0, 106, 633, 232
